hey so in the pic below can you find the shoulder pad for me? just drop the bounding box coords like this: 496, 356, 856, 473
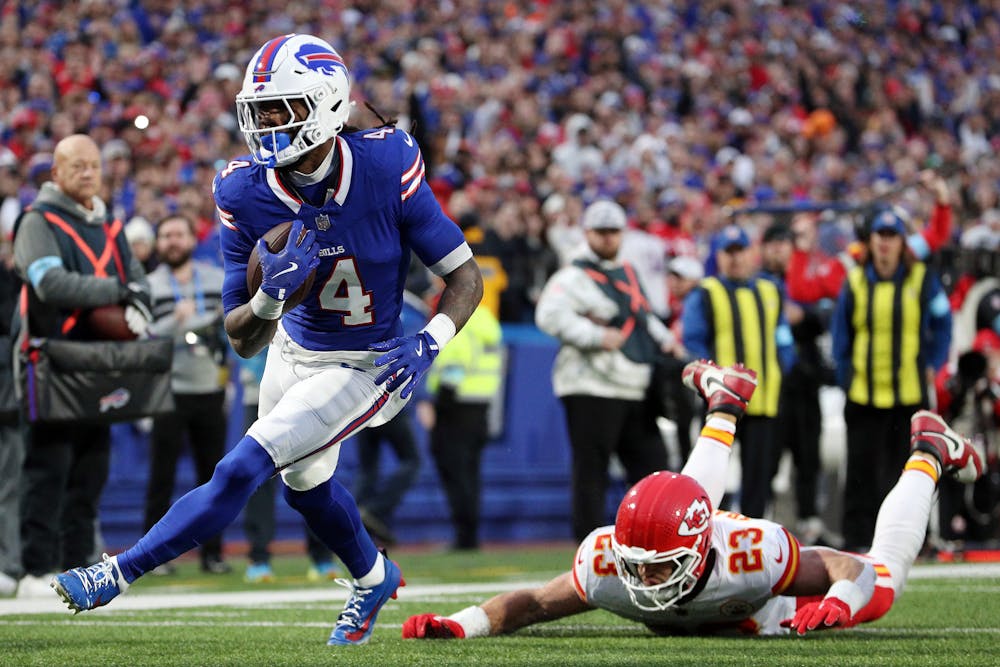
212, 157, 258, 212
349, 127, 424, 202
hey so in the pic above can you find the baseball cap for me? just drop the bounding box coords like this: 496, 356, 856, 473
101, 139, 131, 162
124, 216, 155, 244
582, 199, 627, 230
761, 223, 794, 244
669, 255, 704, 281
870, 210, 906, 235
712, 224, 751, 252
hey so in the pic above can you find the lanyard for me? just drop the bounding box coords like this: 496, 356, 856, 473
168, 266, 205, 315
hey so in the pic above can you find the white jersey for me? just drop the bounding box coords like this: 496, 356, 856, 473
572, 512, 800, 635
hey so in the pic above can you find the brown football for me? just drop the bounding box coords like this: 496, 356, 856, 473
246, 221, 318, 312
85, 304, 138, 341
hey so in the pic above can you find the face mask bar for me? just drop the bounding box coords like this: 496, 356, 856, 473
235, 93, 318, 167
612, 542, 703, 612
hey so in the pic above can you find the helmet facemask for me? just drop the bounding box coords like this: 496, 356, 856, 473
611, 537, 705, 611
611, 472, 714, 612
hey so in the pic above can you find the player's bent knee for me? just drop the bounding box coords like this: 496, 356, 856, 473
281, 465, 335, 492
211, 437, 274, 497
280, 445, 341, 491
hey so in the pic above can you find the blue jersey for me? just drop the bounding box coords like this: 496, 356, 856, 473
214, 128, 471, 351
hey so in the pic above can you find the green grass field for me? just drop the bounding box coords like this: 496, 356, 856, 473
2, 545, 999, 666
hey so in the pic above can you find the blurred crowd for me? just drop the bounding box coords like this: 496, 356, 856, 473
2, 1, 999, 323
1, 2, 1000, 574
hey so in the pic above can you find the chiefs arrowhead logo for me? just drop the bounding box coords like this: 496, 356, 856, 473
677, 498, 711, 536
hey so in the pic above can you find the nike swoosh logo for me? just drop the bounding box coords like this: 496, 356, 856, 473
415, 340, 423, 357
775, 546, 784, 564
272, 262, 299, 279
705, 377, 732, 394
705, 376, 726, 392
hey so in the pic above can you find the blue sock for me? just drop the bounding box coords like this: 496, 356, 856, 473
283, 478, 378, 579
117, 436, 275, 583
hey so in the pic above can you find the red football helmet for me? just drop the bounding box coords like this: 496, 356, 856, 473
611, 472, 714, 611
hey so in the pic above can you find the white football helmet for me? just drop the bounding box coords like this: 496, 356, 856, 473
611, 472, 714, 611
236, 34, 353, 168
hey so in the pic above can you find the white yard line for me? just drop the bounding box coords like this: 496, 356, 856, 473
2, 562, 998, 617
0, 580, 543, 616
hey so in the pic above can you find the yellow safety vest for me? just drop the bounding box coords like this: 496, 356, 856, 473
427, 305, 503, 402
702, 276, 782, 416
846, 262, 927, 408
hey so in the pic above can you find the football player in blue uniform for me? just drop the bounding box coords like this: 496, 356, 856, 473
52, 34, 483, 646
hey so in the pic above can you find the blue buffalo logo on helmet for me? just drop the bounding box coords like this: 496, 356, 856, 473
295, 43, 348, 77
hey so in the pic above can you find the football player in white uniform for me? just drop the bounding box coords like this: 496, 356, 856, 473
403, 360, 984, 638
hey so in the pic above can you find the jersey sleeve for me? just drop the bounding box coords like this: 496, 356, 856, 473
768, 526, 801, 596
212, 164, 260, 314
392, 131, 471, 276
571, 526, 618, 604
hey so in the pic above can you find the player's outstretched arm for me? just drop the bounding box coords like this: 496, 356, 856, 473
403, 572, 591, 639
780, 546, 874, 635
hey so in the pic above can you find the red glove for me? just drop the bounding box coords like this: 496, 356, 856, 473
402, 613, 466, 639
781, 597, 852, 636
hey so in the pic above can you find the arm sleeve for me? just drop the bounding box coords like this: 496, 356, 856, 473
123, 252, 149, 291
645, 311, 676, 349
924, 275, 952, 370
775, 308, 797, 372
681, 287, 711, 361
396, 134, 471, 276
402, 182, 471, 276
534, 270, 606, 348
830, 285, 853, 389
218, 215, 256, 315
921, 203, 952, 252
787, 250, 846, 303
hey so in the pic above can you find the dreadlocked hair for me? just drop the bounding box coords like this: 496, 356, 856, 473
342, 102, 400, 134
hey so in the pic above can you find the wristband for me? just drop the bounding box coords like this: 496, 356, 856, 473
250, 288, 285, 321
825, 577, 871, 618
421, 313, 457, 348
448, 605, 491, 639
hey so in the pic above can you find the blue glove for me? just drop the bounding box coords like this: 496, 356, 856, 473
370, 332, 439, 398
257, 219, 320, 301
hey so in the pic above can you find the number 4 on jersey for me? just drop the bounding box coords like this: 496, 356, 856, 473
318, 257, 373, 326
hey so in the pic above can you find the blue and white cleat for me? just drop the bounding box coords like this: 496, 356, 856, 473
244, 562, 276, 584
327, 558, 404, 646
51, 553, 130, 613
